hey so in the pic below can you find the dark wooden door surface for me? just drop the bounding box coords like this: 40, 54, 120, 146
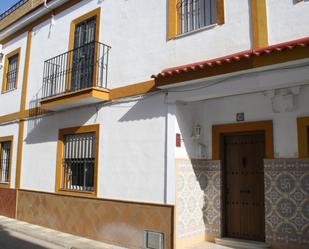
223, 132, 265, 241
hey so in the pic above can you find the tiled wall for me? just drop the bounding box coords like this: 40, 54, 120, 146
0, 188, 16, 218
17, 190, 174, 249
264, 159, 309, 248
176, 159, 221, 242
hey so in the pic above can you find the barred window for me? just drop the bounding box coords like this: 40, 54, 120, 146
6, 54, 19, 91
178, 0, 217, 34
62, 132, 95, 192
0, 141, 11, 183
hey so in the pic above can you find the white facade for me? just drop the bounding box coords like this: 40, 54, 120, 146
0, 1, 309, 248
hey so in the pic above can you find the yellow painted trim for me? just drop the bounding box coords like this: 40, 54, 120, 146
212, 120, 274, 160
297, 116, 309, 158
1, 48, 21, 93
55, 124, 100, 198
15, 120, 24, 189
15, 31, 32, 189
109, 80, 156, 99
168, 0, 179, 39
251, 0, 269, 48
20, 31, 32, 112
40, 87, 110, 110
67, 8, 101, 90
0, 136, 14, 188
216, 0, 225, 25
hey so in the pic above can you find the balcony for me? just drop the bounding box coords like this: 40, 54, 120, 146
40, 41, 111, 111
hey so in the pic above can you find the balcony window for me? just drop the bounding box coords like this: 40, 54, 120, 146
42, 41, 110, 99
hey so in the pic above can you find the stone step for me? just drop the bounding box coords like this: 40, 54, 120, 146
215, 238, 271, 249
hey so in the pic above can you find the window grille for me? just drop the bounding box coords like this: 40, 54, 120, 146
178, 0, 217, 34
62, 132, 95, 192
0, 142, 11, 183
6, 54, 19, 91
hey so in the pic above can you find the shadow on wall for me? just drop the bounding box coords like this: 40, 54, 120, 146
118, 93, 166, 122
25, 103, 100, 144
176, 158, 221, 240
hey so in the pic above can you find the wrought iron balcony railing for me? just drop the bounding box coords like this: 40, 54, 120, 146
42, 41, 111, 99
0, 0, 28, 21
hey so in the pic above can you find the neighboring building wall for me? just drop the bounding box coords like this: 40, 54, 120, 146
0, 122, 19, 188
175, 84, 309, 159
0, 32, 27, 116
267, 0, 309, 45
0, 0, 45, 31
264, 159, 309, 249
176, 159, 221, 248
17, 190, 174, 249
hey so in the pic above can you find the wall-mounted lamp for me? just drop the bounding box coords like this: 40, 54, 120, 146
192, 124, 201, 139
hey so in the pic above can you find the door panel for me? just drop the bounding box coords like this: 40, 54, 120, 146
224, 132, 265, 241
71, 17, 97, 91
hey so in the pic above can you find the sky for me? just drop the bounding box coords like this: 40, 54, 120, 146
0, 0, 21, 14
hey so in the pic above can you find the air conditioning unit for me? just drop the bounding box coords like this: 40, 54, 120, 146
144, 230, 164, 249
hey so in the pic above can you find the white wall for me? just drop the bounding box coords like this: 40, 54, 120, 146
0, 32, 28, 116
22, 93, 172, 203
175, 84, 309, 159
26, 0, 252, 106
0, 122, 19, 188
267, 0, 309, 44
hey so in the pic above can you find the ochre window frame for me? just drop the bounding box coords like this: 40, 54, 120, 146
212, 120, 274, 160
55, 124, 100, 198
297, 117, 309, 158
66, 8, 101, 91
1, 48, 21, 93
168, 0, 225, 39
0, 136, 14, 188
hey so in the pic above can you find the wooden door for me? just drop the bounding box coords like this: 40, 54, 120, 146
71, 16, 97, 91
223, 132, 265, 241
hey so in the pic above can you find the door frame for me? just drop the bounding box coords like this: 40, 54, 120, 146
212, 120, 274, 240
67, 8, 101, 91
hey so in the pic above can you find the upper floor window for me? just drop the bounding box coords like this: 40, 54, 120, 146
2, 48, 20, 93
178, 0, 217, 34
0, 136, 13, 186
168, 0, 225, 39
56, 125, 99, 196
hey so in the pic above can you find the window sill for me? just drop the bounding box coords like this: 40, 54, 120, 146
174, 23, 218, 40
56, 189, 97, 198
1, 88, 17, 94
0, 182, 10, 188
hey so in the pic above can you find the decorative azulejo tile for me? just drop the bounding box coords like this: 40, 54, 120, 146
176, 159, 221, 240
264, 159, 309, 247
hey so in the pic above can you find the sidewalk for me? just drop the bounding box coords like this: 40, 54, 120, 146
0, 216, 127, 249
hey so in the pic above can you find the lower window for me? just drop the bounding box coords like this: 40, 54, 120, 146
62, 133, 95, 191
0, 137, 13, 185
57, 125, 99, 195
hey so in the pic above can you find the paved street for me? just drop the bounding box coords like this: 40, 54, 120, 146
0, 228, 63, 249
